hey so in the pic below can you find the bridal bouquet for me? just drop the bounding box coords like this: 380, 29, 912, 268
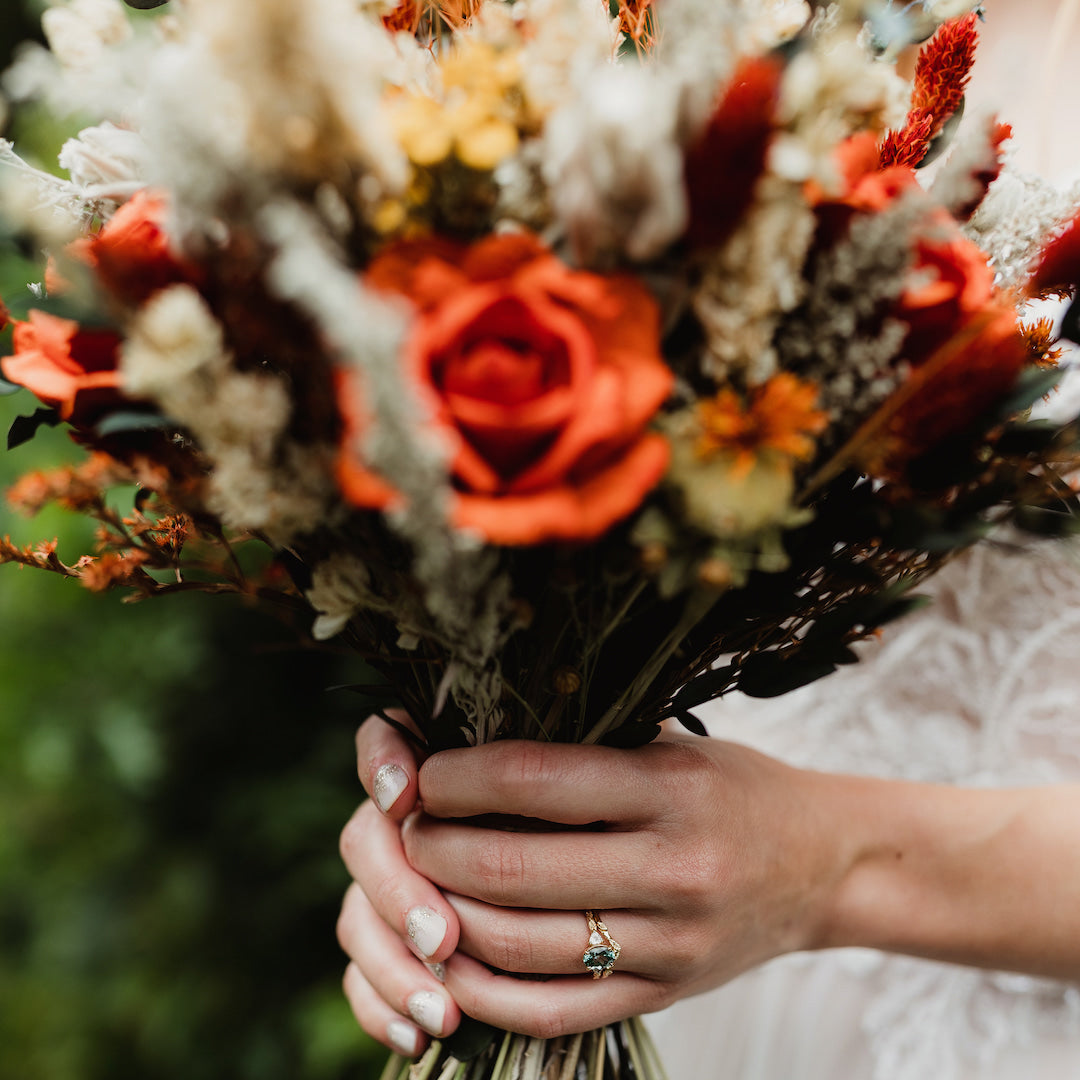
3, 0, 1080, 1076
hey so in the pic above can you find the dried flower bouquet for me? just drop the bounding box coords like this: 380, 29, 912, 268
2, 0, 1080, 1077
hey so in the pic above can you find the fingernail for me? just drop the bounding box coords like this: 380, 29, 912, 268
373, 763, 408, 814
425, 961, 446, 983
406, 906, 447, 959
387, 1019, 420, 1057
408, 990, 446, 1036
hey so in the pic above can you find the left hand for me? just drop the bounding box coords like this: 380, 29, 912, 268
341, 735, 851, 1039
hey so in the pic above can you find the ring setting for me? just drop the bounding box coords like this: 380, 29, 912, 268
582, 910, 621, 979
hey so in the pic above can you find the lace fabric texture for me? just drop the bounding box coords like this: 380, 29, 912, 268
646, 536, 1080, 1079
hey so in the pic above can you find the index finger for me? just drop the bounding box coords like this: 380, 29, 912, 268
418, 741, 659, 825
356, 709, 424, 821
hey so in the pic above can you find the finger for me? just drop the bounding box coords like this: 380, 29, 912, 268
444, 952, 671, 1040
339, 883, 461, 1039
403, 815, 652, 910
419, 741, 676, 825
340, 800, 460, 963
447, 893, 668, 978
356, 709, 422, 820
343, 961, 428, 1058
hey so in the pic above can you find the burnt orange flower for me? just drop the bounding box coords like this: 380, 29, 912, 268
855, 306, 1027, 477
683, 56, 783, 252
1, 310, 122, 424
1029, 209, 1080, 296
72, 190, 192, 305
695, 374, 827, 480
338, 233, 673, 545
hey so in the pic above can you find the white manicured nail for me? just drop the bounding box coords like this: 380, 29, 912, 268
373, 764, 408, 814
387, 1019, 420, 1057
406, 906, 447, 959
425, 961, 446, 983
408, 990, 446, 1036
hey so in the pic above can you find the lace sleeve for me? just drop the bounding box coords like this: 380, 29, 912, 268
671, 536, 1080, 1080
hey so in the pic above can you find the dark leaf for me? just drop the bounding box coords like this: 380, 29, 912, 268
325, 682, 399, 697
93, 410, 169, 437
443, 1018, 499, 1061
275, 549, 313, 592
8, 407, 61, 450
917, 96, 964, 168
670, 663, 738, 711
1062, 293, 1080, 345
673, 709, 709, 737
996, 366, 1065, 418
370, 708, 426, 752
1013, 504, 1080, 537
123, 0, 171, 7
737, 653, 837, 698
134, 487, 155, 513
602, 721, 663, 748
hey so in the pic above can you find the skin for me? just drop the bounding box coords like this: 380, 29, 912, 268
337, 712, 1080, 1055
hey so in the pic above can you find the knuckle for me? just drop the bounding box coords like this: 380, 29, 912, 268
527, 1000, 573, 1040
475, 837, 527, 902
487, 923, 535, 973
338, 804, 371, 867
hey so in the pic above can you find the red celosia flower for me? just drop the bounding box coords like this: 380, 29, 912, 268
880, 13, 979, 169
1, 310, 122, 424
72, 190, 192, 305
339, 232, 673, 545
683, 56, 783, 251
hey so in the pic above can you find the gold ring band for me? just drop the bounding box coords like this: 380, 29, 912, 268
582, 910, 621, 979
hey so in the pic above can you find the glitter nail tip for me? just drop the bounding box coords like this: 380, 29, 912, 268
373, 763, 408, 813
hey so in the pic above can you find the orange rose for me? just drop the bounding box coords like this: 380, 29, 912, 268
338, 233, 673, 545
1, 310, 122, 424
72, 190, 192, 305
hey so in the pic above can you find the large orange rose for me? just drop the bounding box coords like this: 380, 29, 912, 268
338, 233, 673, 545
1, 310, 122, 424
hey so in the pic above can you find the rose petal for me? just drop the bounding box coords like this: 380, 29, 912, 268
453, 433, 670, 545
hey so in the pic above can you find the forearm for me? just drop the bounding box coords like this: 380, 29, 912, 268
809, 772, 1080, 979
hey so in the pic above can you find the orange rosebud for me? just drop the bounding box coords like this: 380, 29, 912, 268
340, 233, 673, 545
1, 310, 123, 424
74, 190, 193, 305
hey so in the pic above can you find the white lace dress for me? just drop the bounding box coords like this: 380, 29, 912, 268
645, 531, 1080, 1079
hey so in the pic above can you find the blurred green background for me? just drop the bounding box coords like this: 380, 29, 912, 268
0, 5, 386, 1078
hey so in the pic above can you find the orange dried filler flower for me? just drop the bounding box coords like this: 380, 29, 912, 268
696, 374, 827, 480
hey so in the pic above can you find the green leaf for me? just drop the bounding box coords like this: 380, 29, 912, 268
995, 367, 1063, 419
93, 411, 169, 437
7, 407, 61, 450
0, 376, 22, 397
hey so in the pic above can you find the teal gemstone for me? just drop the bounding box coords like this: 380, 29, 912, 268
583, 946, 616, 973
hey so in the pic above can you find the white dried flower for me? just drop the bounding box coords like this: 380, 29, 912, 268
58, 121, 147, 202
307, 553, 373, 640
41, 0, 132, 69
543, 65, 687, 263
121, 284, 228, 397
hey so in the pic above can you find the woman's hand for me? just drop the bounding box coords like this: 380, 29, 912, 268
337, 712, 465, 1057
339, 729, 853, 1041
